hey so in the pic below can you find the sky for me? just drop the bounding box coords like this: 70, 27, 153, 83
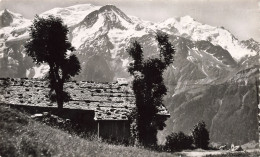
1, 0, 259, 42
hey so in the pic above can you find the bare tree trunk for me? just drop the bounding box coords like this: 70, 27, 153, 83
56, 80, 64, 110
50, 64, 64, 111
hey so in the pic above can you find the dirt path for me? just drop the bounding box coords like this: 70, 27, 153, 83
180, 149, 260, 157
181, 150, 226, 157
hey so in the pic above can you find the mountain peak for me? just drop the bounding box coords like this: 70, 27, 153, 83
3, 8, 8, 13
1, 8, 10, 14
161, 15, 196, 27
0, 9, 23, 18
80, 4, 133, 30
98, 5, 133, 24
179, 15, 196, 25
0, 9, 30, 28
99, 4, 118, 11
247, 38, 257, 43
181, 15, 194, 21
0, 9, 14, 27
241, 38, 260, 53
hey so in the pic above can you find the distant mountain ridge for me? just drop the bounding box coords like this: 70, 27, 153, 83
0, 4, 259, 145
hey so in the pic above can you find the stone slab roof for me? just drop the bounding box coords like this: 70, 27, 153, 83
0, 78, 170, 120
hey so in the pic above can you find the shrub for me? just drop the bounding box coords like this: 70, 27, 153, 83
165, 131, 193, 151
191, 121, 210, 149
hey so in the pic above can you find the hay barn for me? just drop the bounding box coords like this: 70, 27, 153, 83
0, 78, 170, 142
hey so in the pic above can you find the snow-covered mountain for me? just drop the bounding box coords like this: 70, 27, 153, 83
158, 16, 257, 61
0, 9, 30, 41
0, 9, 32, 78
41, 4, 101, 27
0, 4, 259, 144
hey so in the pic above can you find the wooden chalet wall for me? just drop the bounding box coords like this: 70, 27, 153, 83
98, 120, 130, 142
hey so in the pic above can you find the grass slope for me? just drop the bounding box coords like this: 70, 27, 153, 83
0, 104, 177, 157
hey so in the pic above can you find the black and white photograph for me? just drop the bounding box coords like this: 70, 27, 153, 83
0, 0, 259, 156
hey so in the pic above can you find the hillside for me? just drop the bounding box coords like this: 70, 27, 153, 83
0, 4, 259, 145
0, 104, 177, 157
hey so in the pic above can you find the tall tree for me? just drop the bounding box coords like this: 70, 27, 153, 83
191, 121, 210, 149
25, 15, 81, 109
127, 32, 175, 146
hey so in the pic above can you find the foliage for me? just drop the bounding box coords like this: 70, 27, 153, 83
25, 15, 81, 109
165, 132, 193, 151
128, 108, 139, 145
192, 121, 210, 149
127, 32, 175, 147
